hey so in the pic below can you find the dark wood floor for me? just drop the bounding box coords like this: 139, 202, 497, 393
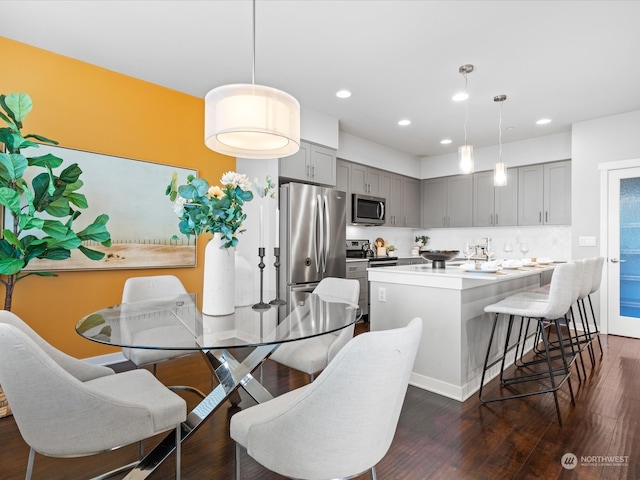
2, 323, 640, 479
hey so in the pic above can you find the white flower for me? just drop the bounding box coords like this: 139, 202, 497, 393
172, 196, 187, 216
254, 175, 277, 199
221, 171, 252, 191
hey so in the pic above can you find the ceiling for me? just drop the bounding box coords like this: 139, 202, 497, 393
3, 1, 640, 158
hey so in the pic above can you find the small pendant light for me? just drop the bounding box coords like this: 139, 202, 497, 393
493, 94, 508, 186
458, 64, 474, 174
204, 0, 300, 159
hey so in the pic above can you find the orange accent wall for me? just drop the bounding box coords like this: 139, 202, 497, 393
1, 37, 235, 358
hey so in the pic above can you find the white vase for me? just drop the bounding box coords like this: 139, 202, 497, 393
202, 233, 235, 316
234, 251, 254, 307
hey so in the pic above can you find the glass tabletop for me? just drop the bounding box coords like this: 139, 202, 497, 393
75, 292, 359, 350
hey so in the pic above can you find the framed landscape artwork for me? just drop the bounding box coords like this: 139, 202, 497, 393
11, 144, 197, 271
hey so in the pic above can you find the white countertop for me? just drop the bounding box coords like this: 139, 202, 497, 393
368, 263, 555, 290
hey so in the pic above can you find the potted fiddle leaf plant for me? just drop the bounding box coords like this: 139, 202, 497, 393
0, 92, 112, 311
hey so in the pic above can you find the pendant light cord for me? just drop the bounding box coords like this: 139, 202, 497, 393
498, 100, 503, 162
463, 73, 469, 146
252, 0, 256, 85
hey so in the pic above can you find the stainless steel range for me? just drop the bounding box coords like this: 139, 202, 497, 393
346, 239, 398, 267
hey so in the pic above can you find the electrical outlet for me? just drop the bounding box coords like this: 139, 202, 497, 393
378, 287, 387, 302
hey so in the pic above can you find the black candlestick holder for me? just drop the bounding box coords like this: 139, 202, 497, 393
252, 247, 271, 311
269, 247, 286, 305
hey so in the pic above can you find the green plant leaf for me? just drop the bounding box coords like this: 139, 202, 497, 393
78, 245, 106, 260
19, 215, 45, 231
45, 196, 71, 217
28, 153, 64, 169
0, 186, 21, 213
47, 230, 81, 250
3, 93, 32, 124
0, 152, 28, 180
23, 242, 48, 262
66, 192, 88, 209
1, 229, 23, 252
59, 163, 82, 184
77, 214, 111, 243
39, 247, 71, 261
23, 133, 58, 145
42, 219, 70, 239
0, 258, 24, 275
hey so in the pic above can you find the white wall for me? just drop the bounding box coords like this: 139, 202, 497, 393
337, 132, 421, 178
572, 110, 640, 258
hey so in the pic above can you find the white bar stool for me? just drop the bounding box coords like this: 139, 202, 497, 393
478, 262, 577, 426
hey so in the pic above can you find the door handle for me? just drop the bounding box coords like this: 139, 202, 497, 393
610, 258, 627, 263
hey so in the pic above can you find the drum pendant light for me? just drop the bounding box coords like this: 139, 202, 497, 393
493, 94, 508, 186
458, 64, 474, 174
204, 0, 300, 159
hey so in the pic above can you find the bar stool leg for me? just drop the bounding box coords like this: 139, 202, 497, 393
540, 319, 562, 427
588, 295, 604, 356
478, 313, 500, 402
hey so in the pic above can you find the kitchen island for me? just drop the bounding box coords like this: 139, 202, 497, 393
368, 263, 555, 401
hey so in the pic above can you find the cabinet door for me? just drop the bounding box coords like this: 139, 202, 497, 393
366, 167, 383, 196
336, 159, 351, 222
447, 175, 473, 227
495, 168, 518, 226
403, 177, 421, 227
279, 141, 311, 182
544, 161, 571, 225
422, 177, 447, 227
473, 171, 495, 227
351, 163, 369, 195
309, 144, 336, 186
518, 164, 544, 225
387, 174, 403, 226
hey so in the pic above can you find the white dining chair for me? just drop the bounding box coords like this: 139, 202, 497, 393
231, 317, 422, 480
0, 311, 186, 479
121, 275, 198, 375
268, 277, 360, 381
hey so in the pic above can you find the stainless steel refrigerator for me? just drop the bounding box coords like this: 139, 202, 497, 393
279, 182, 347, 309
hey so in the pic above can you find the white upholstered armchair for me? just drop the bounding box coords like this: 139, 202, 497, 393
268, 277, 360, 381
231, 317, 422, 480
0, 311, 186, 479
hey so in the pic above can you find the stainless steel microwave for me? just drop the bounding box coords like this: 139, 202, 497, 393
352, 194, 386, 225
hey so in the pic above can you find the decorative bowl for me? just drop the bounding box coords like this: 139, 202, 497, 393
419, 249, 460, 269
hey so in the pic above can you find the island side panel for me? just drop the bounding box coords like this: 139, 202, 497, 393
369, 268, 542, 402
370, 281, 464, 399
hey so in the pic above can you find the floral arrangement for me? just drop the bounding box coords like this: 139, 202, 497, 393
254, 175, 277, 199
415, 235, 430, 247
167, 171, 254, 248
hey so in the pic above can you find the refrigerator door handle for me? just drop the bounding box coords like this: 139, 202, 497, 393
323, 194, 331, 273
316, 194, 324, 273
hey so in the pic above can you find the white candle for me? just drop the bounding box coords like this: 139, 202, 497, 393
275, 208, 280, 247
259, 204, 264, 247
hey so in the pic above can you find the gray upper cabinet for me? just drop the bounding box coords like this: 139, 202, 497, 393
337, 160, 420, 228
518, 160, 571, 225
351, 163, 389, 197
387, 174, 420, 227
473, 169, 518, 227
422, 175, 473, 228
279, 141, 336, 186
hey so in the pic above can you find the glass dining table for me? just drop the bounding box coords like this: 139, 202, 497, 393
76, 292, 359, 479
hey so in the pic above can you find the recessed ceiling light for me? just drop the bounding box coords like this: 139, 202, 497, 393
440, 138, 452, 145
452, 92, 469, 102
336, 89, 352, 99
536, 118, 552, 125
398, 119, 411, 126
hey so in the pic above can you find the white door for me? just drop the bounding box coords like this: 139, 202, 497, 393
607, 166, 640, 337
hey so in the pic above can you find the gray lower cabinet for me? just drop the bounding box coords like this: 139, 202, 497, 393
422, 175, 473, 228
279, 141, 337, 186
518, 160, 571, 225
346, 260, 369, 317
472, 169, 518, 227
